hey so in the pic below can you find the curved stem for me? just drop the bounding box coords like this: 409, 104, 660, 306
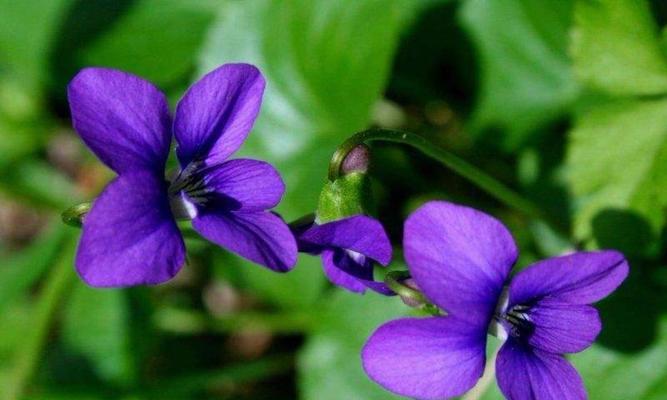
383, 270, 428, 304
329, 128, 566, 235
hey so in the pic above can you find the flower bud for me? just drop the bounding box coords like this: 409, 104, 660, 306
341, 143, 370, 175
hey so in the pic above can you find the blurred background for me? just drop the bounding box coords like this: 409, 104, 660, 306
0, 0, 666, 399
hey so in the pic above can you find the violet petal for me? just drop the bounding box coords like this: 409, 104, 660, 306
527, 299, 601, 354
362, 316, 487, 400
296, 215, 392, 265
322, 249, 368, 293
76, 171, 185, 287
201, 158, 285, 211
320, 248, 393, 295
193, 210, 297, 272
67, 67, 172, 174
404, 201, 517, 330
174, 63, 265, 166
509, 250, 629, 306
496, 339, 586, 400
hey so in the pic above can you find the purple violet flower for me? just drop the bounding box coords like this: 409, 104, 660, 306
68, 64, 297, 287
293, 215, 393, 294
362, 201, 628, 400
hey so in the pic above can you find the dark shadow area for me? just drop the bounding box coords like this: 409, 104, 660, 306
593, 208, 656, 258
596, 267, 664, 353
650, 0, 667, 28
47, 0, 136, 112
521, 127, 573, 229
593, 208, 664, 353
387, 1, 478, 114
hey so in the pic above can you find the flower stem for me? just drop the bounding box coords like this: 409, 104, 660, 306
384, 271, 425, 300
328, 128, 566, 234
4, 236, 76, 400
383, 270, 443, 315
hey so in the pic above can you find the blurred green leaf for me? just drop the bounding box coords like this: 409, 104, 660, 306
0, 223, 72, 314
4, 236, 77, 400
0, 117, 46, 170
460, 0, 577, 149
79, 0, 217, 87
240, 258, 326, 310
573, 316, 667, 399
0, 0, 72, 87
137, 354, 292, 398
211, 250, 325, 310
568, 0, 667, 245
62, 283, 135, 387
0, 0, 69, 167
0, 300, 32, 397
200, 0, 420, 220
572, 0, 667, 96
0, 160, 81, 210
24, 391, 106, 400
567, 98, 667, 242
199, 0, 420, 307
298, 291, 406, 400
0, 300, 32, 362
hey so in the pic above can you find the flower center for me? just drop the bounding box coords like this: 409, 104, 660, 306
488, 287, 535, 342
345, 249, 367, 265
501, 304, 534, 340
167, 161, 212, 219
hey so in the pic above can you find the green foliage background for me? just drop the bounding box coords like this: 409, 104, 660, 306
0, 0, 665, 399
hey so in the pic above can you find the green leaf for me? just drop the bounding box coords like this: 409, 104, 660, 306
0, 300, 33, 362
62, 283, 135, 386
0, 0, 69, 165
0, 160, 81, 209
572, 0, 667, 96
460, 0, 577, 149
298, 291, 406, 400
0, 116, 46, 170
208, 242, 324, 310
54, 0, 216, 89
200, 0, 419, 219
81, 0, 216, 86
136, 354, 292, 398
234, 255, 326, 310
572, 315, 667, 399
0, 0, 72, 87
199, 0, 419, 307
0, 223, 72, 314
566, 98, 667, 243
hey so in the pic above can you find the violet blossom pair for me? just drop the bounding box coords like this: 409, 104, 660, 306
362, 201, 628, 400
68, 63, 297, 287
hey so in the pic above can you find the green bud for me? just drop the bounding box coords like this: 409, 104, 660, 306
61, 202, 92, 227
316, 172, 375, 223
